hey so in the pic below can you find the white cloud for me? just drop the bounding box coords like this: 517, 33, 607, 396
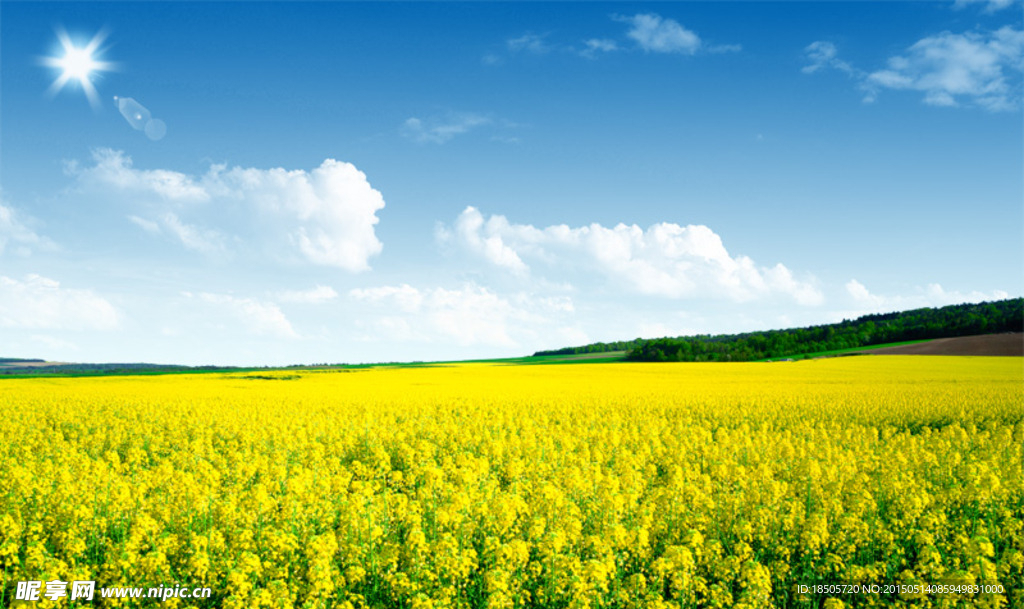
579, 38, 619, 59
350, 284, 425, 313
69, 149, 208, 202
707, 43, 743, 54
805, 27, 1024, 111
953, 0, 1019, 13
276, 285, 338, 304
402, 114, 492, 144
349, 283, 582, 349
445, 207, 529, 275
72, 149, 385, 271
866, 27, 1024, 111
31, 334, 81, 353
845, 279, 887, 308
617, 13, 701, 55
802, 41, 856, 75
198, 293, 297, 338
0, 201, 52, 257
441, 207, 823, 305
159, 213, 229, 256
128, 215, 161, 234
498, 16, 733, 63
846, 279, 1011, 312
507, 33, 551, 55
0, 274, 118, 330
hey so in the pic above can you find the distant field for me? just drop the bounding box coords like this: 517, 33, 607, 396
519, 350, 629, 364
853, 333, 1022, 356
757, 340, 933, 361
0, 359, 58, 368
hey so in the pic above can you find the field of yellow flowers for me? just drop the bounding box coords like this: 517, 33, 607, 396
1, 356, 1021, 608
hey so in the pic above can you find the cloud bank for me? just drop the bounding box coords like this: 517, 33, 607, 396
349, 282, 583, 349
440, 207, 823, 305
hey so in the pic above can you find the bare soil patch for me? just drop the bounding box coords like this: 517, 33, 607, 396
856, 333, 1023, 356
0, 360, 69, 369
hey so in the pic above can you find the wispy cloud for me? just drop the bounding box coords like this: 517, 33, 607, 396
197, 292, 297, 339
402, 113, 492, 144
276, 285, 338, 304
491, 13, 738, 63
953, 0, 1020, 13
804, 26, 1024, 111
507, 33, 552, 55
802, 41, 856, 75
129, 213, 229, 257
579, 38, 619, 59
0, 200, 54, 257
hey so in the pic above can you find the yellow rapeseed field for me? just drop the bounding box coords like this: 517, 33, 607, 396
1, 356, 1021, 608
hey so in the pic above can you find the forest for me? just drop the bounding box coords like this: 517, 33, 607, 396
535, 298, 1023, 362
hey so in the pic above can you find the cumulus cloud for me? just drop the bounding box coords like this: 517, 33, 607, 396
846, 279, 1010, 311
616, 13, 702, 54
804, 26, 1024, 111
441, 207, 529, 275
866, 26, 1024, 110
402, 113, 492, 144
349, 283, 581, 348
0, 274, 118, 330
276, 285, 338, 304
0, 202, 52, 256
441, 207, 823, 305
197, 293, 297, 338
70, 149, 385, 271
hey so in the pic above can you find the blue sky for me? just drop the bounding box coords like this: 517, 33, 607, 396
1, 1, 1021, 365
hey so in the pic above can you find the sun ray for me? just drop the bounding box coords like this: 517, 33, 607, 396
42, 27, 115, 110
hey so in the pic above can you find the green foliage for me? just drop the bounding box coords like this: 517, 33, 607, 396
533, 339, 645, 357
625, 298, 1022, 362
534, 298, 1022, 363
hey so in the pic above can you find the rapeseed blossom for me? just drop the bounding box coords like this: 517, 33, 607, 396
0, 357, 1020, 607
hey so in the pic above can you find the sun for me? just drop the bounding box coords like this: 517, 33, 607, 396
58, 46, 101, 82
42, 28, 114, 109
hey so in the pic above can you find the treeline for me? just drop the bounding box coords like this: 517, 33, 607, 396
0, 362, 231, 376
629, 299, 1022, 362
534, 339, 646, 357
534, 298, 1022, 362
